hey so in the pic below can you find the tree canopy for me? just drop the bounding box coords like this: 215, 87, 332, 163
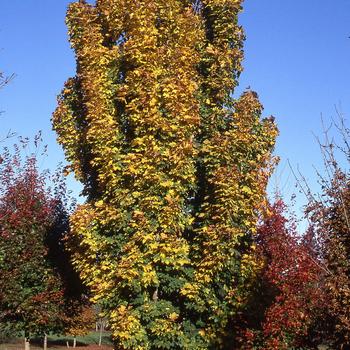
53, 1, 277, 349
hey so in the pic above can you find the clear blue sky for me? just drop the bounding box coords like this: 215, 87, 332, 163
0, 0, 349, 217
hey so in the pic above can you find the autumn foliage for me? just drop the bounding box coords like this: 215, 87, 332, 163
0, 140, 93, 348
237, 121, 350, 349
2, 1, 350, 349
0, 141, 65, 339
307, 152, 350, 348
53, 0, 277, 348
247, 200, 326, 349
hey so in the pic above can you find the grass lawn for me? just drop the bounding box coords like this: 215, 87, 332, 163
0, 331, 113, 350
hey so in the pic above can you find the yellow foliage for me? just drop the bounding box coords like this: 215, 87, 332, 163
53, 0, 277, 348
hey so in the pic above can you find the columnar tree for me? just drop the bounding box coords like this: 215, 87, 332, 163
53, 1, 277, 348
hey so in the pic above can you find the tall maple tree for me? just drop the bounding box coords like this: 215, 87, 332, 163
53, 1, 277, 348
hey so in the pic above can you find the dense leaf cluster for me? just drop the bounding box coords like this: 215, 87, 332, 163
53, 0, 277, 349
0, 141, 93, 347
0, 144, 65, 338
236, 200, 326, 349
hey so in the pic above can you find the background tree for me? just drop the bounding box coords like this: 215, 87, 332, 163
306, 117, 350, 348
0, 140, 65, 349
0, 138, 81, 350
245, 199, 326, 350
44, 183, 94, 349
62, 302, 95, 348
94, 304, 109, 347
53, 1, 277, 348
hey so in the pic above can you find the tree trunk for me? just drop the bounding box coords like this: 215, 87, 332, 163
43, 333, 48, 350
98, 323, 103, 346
152, 287, 158, 301
66, 340, 70, 348
24, 333, 30, 350
73, 337, 76, 348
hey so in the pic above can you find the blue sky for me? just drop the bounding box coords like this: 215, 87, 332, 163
0, 0, 349, 219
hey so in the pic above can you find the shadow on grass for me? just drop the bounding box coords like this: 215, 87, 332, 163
1, 332, 113, 349
31, 338, 86, 347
